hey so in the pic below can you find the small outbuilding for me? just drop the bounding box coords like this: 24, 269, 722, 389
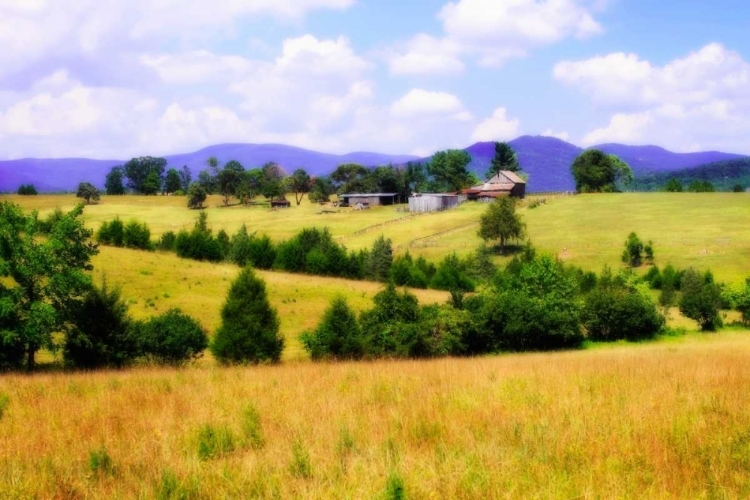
340, 193, 400, 207
463, 171, 526, 200
408, 193, 463, 213
270, 199, 291, 208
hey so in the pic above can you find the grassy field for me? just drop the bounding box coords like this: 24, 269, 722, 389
2, 192, 750, 497
4, 191, 749, 283
1, 332, 750, 499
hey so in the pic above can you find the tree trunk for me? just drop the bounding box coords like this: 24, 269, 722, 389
27, 344, 36, 371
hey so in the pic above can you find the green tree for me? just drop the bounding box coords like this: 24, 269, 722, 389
405, 161, 428, 194
123, 156, 167, 194
197, 170, 217, 194
664, 178, 683, 192
0, 202, 98, 370
478, 197, 526, 250
679, 268, 723, 331
286, 168, 312, 205
216, 161, 245, 206
76, 182, 100, 204
570, 150, 620, 193
16, 184, 38, 195
211, 268, 284, 364
609, 155, 634, 191
367, 235, 393, 282
307, 176, 334, 203
261, 162, 286, 200
427, 149, 473, 192
236, 169, 264, 206
487, 142, 519, 178
688, 180, 715, 192
331, 163, 369, 194
179, 166, 192, 192
64, 279, 138, 369
164, 168, 182, 194
105, 166, 126, 195
300, 296, 363, 360
137, 309, 208, 366
733, 184, 745, 193
187, 182, 207, 209
622, 232, 645, 267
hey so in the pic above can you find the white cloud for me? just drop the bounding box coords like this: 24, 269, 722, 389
556, 43, 750, 151
389, 0, 604, 74
141, 51, 257, 85
0, 0, 354, 82
391, 89, 472, 121
471, 107, 521, 142
387, 34, 464, 75
542, 129, 570, 141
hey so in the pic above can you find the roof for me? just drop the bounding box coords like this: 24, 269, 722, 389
410, 193, 460, 197
500, 170, 526, 184
340, 193, 398, 197
478, 192, 510, 198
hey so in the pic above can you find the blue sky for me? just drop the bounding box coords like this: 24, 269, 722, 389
0, 0, 748, 159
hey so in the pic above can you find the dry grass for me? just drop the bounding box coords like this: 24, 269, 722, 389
1, 332, 749, 499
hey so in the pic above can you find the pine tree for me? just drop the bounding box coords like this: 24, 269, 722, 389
211, 268, 284, 364
488, 142, 519, 178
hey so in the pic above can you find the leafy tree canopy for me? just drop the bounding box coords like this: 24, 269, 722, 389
427, 149, 473, 192
478, 197, 526, 250
105, 166, 126, 195
76, 182, 100, 204
570, 150, 631, 193
124, 156, 167, 194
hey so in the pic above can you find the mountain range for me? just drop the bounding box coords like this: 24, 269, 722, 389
0, 137, 746, 193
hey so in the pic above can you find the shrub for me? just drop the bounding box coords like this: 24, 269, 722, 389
733, 184, 744, 192
473, 254, 584, 352
64, 280, 139, 369
88, 446, 115, 475
679, 268, 723, 331
123, 219, 152, 250
38, 207, 65, 234
187, 182, 207, 209
229, 224, 252, 266
360, 283, 422, 357
300, 296, 363, 360
430, 253, 475, 292
138, 309, 208, 366
216, 229, 231, 259
174, 212, 224, 262
415, 304, 472, 357
583, 279, 664, 342
242, 405, 265, 449
211, 268, 284, 364
247, 234, 276, 269
158, 231, 176, 251
97, 217, 125, 246
622, 232, 645, 267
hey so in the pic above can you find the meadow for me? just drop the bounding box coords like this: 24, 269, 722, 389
1, 333, 750, 498
2, 192, 750, 498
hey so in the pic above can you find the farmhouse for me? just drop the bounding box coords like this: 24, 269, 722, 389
340, 193, 400, 207
463, 171, 526, 200
408, 193, 463, 213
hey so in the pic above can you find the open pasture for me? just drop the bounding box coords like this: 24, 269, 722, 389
2, 332, 750, 498
6, 192, 749, 284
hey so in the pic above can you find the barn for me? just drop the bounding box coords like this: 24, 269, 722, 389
340, 193, 399, 207
408, 193, 463, 213
463, 171, 526, 200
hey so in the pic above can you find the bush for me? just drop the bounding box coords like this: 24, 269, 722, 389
123, 219, 152, 250
430, 253, 475, 292
472, 254, 584, 352
621, 232, 645, 267
367, 236, 393, 282
360, 283, 423, 357
16, 184, 38, 195
187, 182, 207, 209
38, 207, 65, 234
211, 268, 284, 364
229, 224, 252, 266
64, 280, 139, 369
679, 268, 723, 331
158, 231, 176, 251
583, 279, 664, 342
97, 217, 125, 246
174, 212, 224, 262
138, 309, 208, 366
300, 296, 363, 360
247, 234, 276, 269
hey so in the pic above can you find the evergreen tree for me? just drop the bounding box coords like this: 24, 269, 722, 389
300, 296, 363, 360
211, 268, 284, 364
164, 168, 182, 194
488, 142, 519, 178
105, 166, 126, 195
367, 235, 393, 282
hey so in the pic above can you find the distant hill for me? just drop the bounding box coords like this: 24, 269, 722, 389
1, 138, 747, 193
445, 136, 747, 192
635, 157, 750, 191
0, 144, 419, 193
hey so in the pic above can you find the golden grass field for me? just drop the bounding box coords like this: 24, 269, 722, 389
1, 333, 750, 499
2, 192, 750, 498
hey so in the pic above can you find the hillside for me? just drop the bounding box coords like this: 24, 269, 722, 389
635, 157, 750, 191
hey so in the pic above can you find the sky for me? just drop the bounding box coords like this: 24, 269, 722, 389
0, 0, 749, 160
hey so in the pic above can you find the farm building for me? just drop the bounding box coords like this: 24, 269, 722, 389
462, 171, 526, 200
340, 193, 400, 207
270, 199, 291, 208
408, 193, 463, 213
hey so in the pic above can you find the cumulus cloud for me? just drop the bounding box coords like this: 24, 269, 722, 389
391, 89, 472, 121
388, 0, 604, 74
556, 43, 750, 151
471, 107, 521, 142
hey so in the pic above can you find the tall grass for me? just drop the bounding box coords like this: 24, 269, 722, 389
1, 332, 749, 498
